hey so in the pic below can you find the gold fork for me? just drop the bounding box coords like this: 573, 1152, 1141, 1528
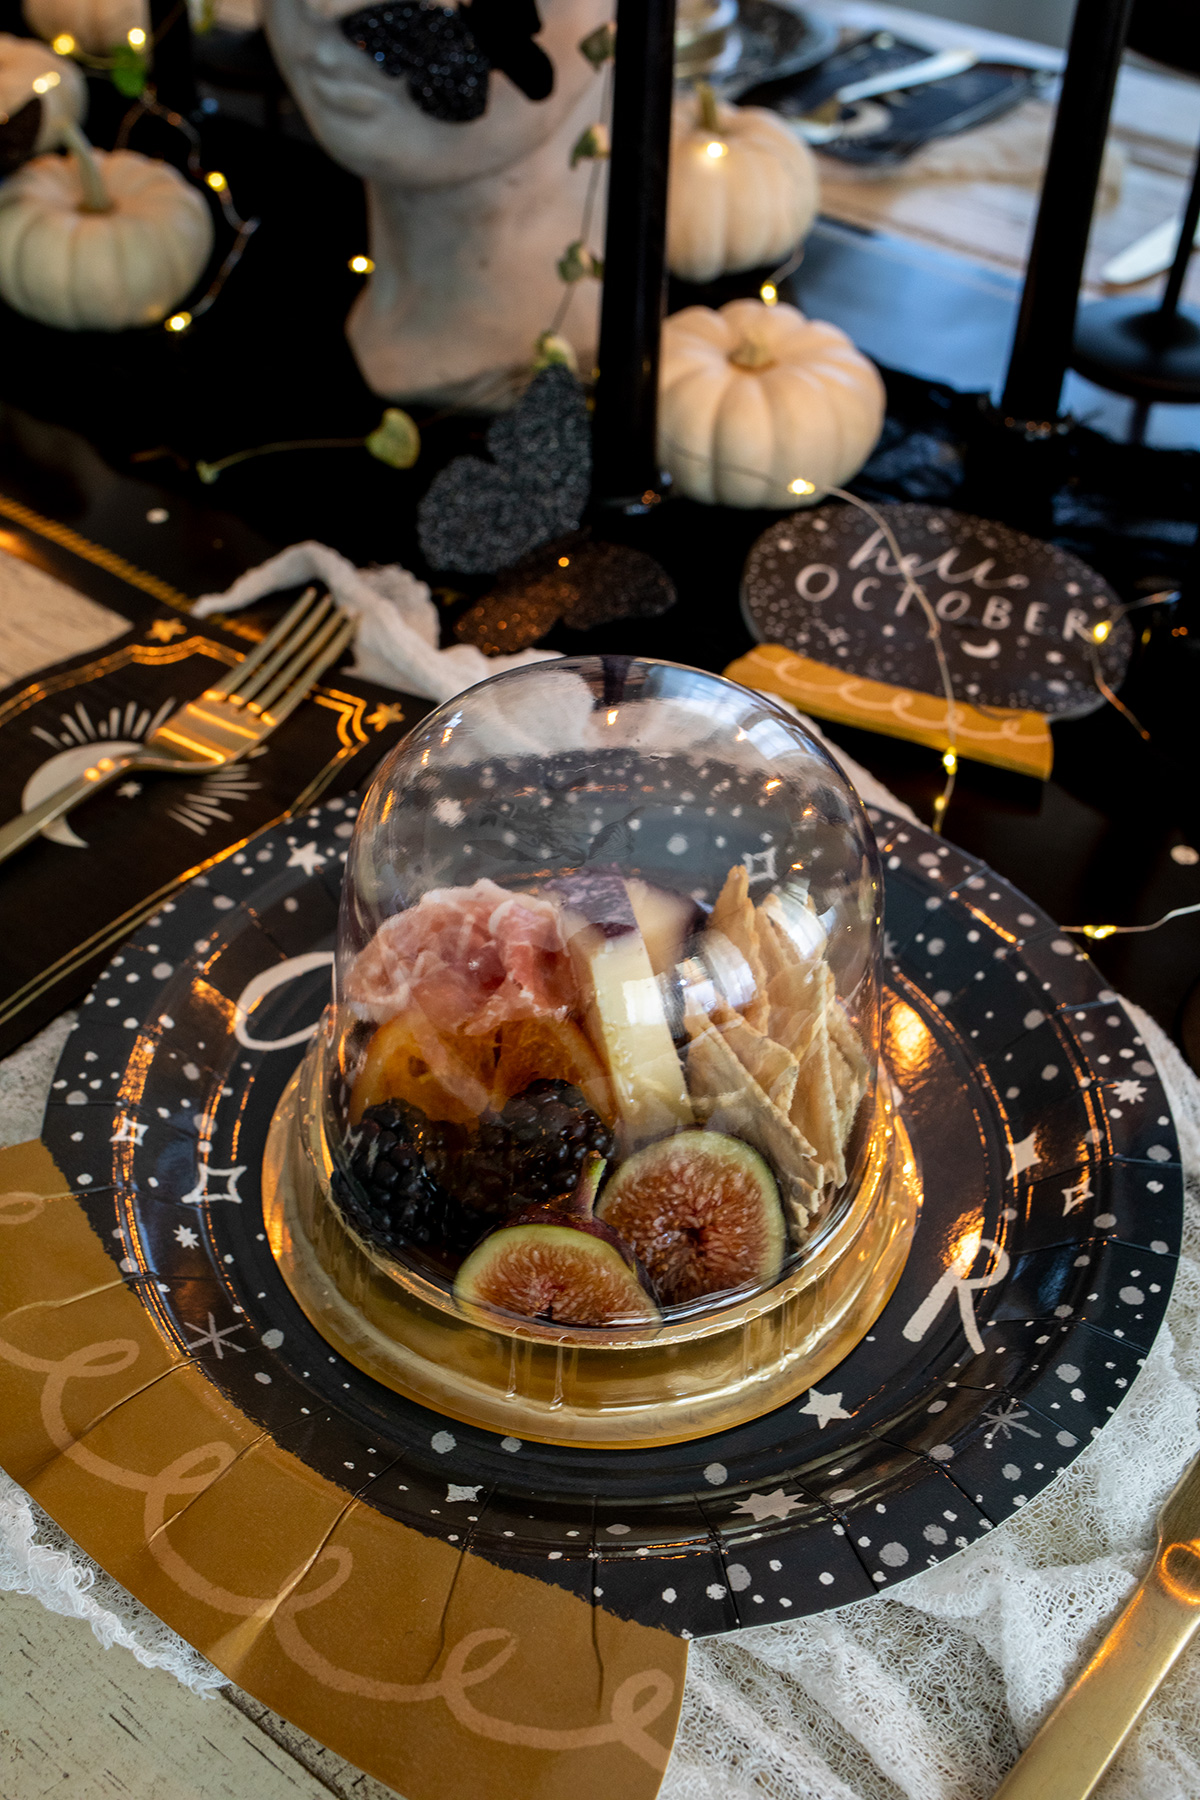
0, 587, 354, 867
992, 1446, 1200, 1799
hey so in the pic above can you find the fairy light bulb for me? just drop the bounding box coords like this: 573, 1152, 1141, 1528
165, 311, 192, 333
942, 749, 958, 774
704, 140, 727, 158
1093, 619, 1112, 643
51, 31, 76, 53
788, 478, 816, 496
348, 255, 374, 274
206, 170, 228, 192
31, 72, 60, 91
1083, 924, 1116, 939
760, 282, 778, 304
127, 25, 146, 45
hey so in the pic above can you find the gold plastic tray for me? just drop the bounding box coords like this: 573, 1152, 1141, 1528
263, 1036, 920, 1448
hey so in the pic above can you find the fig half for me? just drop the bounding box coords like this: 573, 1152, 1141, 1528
453, 1154, 660, 1328
596, 1130, 785, 1307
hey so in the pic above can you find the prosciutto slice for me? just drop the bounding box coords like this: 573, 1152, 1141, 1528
345, 879, 577, 1034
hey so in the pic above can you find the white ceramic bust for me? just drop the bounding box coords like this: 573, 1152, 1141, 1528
264, 0, 612, 406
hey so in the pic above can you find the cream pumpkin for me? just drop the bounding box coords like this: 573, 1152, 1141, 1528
658, 299, 886, 508
0, 126, 213, 329
24, 0, 147, 55
667, 86, 818, 285
0, 33, 85, 153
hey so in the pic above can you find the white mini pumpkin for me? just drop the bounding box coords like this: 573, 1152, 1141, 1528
0, 126, 213, 329
24, 0, 147, 56
659, 299, 886, 507
667, 86, 819, 285
0, 33, 85, 153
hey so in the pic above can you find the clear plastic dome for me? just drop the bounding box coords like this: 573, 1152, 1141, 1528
323, 656, 883, 1336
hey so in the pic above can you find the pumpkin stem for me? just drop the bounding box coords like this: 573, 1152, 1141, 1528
695, 81, 721, 134
58, 120, 113, 215
728, 338, 777, 371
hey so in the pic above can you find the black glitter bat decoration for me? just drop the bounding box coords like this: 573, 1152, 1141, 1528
340, 0, 553, 123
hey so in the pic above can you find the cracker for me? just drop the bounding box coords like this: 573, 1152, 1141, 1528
687, 1026, 823, 1230
711, 1003, 800, 1115
827, 999, 870, 1088
711, 865, 769, 1030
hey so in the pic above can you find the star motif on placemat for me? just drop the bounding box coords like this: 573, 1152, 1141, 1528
174, 1224, 200, 1249
1008, 1132, 1040, 1179
367, 702, 407, 732
148, 618, 187, 642
183, 1311, 246, 1358
732, 1489, 804, 1523
287, 841, 326, 876
799, 1388, 851, 1429
1112, 1079, 1147, 1105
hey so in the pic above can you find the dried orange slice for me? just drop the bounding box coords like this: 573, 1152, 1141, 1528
351, 1010, 498, 1124
490, 1014, 614, 1120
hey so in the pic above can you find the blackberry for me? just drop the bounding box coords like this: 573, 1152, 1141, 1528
340, 1102, 481, 1259
465, 1079, 616, 1215
338, 1081, 615, 1263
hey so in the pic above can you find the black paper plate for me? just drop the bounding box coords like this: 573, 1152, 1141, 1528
43, 797, 1181, 1640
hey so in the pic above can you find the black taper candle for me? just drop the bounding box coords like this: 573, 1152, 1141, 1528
590, 0, 678, 510
1000, 0, 1136, 426
149, 0, 198, 117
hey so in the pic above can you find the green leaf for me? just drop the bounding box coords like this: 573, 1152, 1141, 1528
365, 407, 421, 470
557, 239, 602, 284
569, 122, 610, 168
109, 42, 147, 97
579, 21, 616, 67
532, 330, 578, 374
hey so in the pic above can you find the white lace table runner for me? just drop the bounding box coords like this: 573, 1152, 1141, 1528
3, 752, 1199, 1799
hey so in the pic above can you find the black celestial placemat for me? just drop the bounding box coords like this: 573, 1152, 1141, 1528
0, 596, 431, 1056
38, 786, 1182, 1639
741, 501, 1134, 717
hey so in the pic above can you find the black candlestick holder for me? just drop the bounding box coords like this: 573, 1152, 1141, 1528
1071, 135, 1200, 409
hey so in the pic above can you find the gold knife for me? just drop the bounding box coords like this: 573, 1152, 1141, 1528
993, 1450, 1200, 1799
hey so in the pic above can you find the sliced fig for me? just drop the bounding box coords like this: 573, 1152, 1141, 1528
454, 1220, 659, 1327
596, 1129, 785, 1307
453, 1153, 660, 1327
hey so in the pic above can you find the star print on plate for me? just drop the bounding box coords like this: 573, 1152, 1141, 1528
183, 1311, 246, 1358
147, 618, 187, 642
732, 1490, 806, 1522
1008, 1131, 1040, 1179
174, 1224, 200, 1248
287, 842, 327, 876
1062, 1173, 1092, 1216
981, 1398, 1041, 1448
181, 1163, 246, 1205
117, 781, 142, 798
743, 846, 777, 886
799, 1388, 851, 1429
110, 1118, 148, 1146
1113, 1079, 1147, 1105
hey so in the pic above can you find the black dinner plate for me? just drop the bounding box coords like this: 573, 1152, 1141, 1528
42, 794, 1182, 1641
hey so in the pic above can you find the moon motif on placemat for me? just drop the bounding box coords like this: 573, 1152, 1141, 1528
740, 502, 1134, 717
38, 792, 1181, 1640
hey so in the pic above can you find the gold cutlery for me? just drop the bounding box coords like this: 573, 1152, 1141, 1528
0, 586, 353, 866
993, 1447, 1200, 1799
